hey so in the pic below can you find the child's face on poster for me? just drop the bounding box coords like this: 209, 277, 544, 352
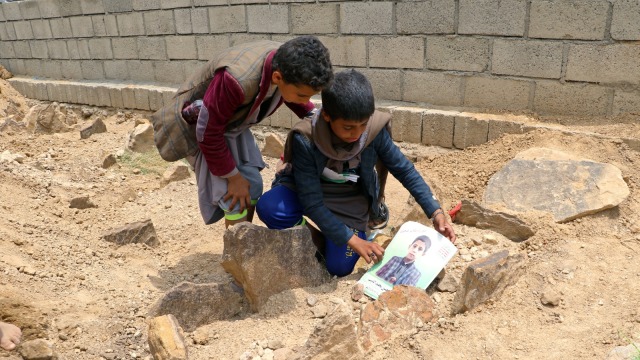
406, 240, 427, 261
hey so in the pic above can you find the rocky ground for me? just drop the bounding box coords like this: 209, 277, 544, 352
1, 76, 640, 360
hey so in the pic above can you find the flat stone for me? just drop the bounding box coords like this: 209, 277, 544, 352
453, 200, 534, 241
301, 302, 362, 360
18, 339, 55, 360
261, 133, 284, 159
451, 250, 526, 314
161, 163, 191, 187
127, 123, 155, 153
149, 282, 246, 332
79, 117, 107, 139
221, 223, 330, 312
484, 148, 630, 223
101, 219, 159, 247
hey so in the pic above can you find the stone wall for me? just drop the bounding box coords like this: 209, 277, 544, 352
0, 0, 639, 118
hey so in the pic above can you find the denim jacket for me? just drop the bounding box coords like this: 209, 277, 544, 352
275, 125, 442, 246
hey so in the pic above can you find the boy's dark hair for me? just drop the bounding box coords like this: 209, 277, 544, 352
272, 36, 333, 91
321, 69, 375, 121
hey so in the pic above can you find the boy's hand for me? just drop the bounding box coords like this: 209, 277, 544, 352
347, 235, 385, 264
432, 212, 457, 243
224, 172, 251, 213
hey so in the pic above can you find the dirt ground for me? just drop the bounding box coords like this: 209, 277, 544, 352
1, 77, 639, 360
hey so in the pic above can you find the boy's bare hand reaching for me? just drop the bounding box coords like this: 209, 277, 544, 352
224, 172, 251, 212
432, 210, 457, 243
347, 234, 385, 264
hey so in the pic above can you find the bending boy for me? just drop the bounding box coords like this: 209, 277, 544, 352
179, 36, 332, 228
257, 70, 456, 277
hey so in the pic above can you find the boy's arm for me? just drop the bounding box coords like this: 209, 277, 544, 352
284, 100, 315, 118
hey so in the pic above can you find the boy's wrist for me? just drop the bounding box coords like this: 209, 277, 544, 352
430, 208, 445, 220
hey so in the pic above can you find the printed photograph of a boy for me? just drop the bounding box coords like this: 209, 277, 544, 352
375, 235, 431, 286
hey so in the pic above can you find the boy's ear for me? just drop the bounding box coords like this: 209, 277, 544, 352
320, 109, 331, 123
272, 70, 283, 85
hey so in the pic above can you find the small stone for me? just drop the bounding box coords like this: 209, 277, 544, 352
350, 283, 365, 302
306, 295, 318, 307
540, 289, 561, 307
311, 304, 328, 318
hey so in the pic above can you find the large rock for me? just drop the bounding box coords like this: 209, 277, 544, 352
101, 219, 160, 247
359, 286, 435, 352
24, 103, 77, 134
451, 250, 526, 314
149, 282, 246, 332
300, 301, 362, 360
127, 123, 155, 153
18, 339, 56, 360
79, 117, 107, 139
453, 200, 534, 241
221, 223, 331, 312
161, 163, 191, 187
261, 133, 285, 158
147, 314, 188, 360
484, 148, 630, 222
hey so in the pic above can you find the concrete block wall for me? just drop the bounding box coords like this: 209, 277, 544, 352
0, 0, 638, 122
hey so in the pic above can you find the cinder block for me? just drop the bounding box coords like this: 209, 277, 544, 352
24, 59, 43, 77
14, 21, 34, 40
42, 59, 63, 78
492, 39, 563, 79
89, 38, 113, 59
390, 107, 423, 143
80, 60, 105, 80
104, 0, 133, 13
13, 41, 32, 58
340, 2, 393, 34
317, 36, 366, 67
611, 0, 640, 40
70, 16, 95, 37
196, 35, 229, 60
533, 81, 610, 116
83, 84, 101, 106
134, 87, 151, 110
46, 82, 63, 103
19, 0, 41, 20
268, 107, 294, 129
0, 42, 16, 58
488, 119, 524, 141
2, 1, 21, 20
109, 85, 125, 108
194, 0, 227, 5
35, 81, 49, 100
246, 5, 288, 33
357, 68, 402, 101
61, 60, 83, 79
49, 18, 73, 38
175, 8, 192, 34
566, 44, 640, 85
117, 13, 145, 36
453, 116, 489, 149
153, 60, 186, 85
464, 76, 530, 111
95, 84, 112, 107
133, 0, 161, 11
427, 36, 489, 72
58, 0, 83, 17
112, 38, 138, 59
148, 88, 164, 111
144, 10, 176, 35
20, 81, 36, 99
190, 8, 209, 34
0, 23, 10, 41
161, 0, 192, 9
209, 6, 247, 34
8, 59, 26, 74
104, 60, 130, 80
403, 71, 463, 106
93, 15, 119, 37
529, 0, 608, 40
161, 88, 177, 107
30, 40, 49, 59
459, 0, 526, 36
63, 82, 78, 103
369, 36, 424, 69
31, 19, 53, 39
166, 36, 197, 60
291, 4, 337, 34
37, 0, 61, 18
8, 79, 25, 96
138, 37, 167, 60
77, 39, 91, 59
396, 0, 455, 35
81, 0, 105, 14
422, 112, 455, 148
0, 5, 5, 22
127, 61, 155, 82
613, 90, 640, 115
122, 86, 137, 109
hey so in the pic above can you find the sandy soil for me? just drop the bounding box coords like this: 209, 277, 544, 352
1, 77, 640, 360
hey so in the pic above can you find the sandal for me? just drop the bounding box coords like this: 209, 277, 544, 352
368, 202, 389, 230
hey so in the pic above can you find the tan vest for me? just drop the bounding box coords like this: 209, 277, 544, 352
152, 40, 281, 162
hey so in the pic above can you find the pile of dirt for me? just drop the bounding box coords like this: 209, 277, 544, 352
1, 79, 639, 360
